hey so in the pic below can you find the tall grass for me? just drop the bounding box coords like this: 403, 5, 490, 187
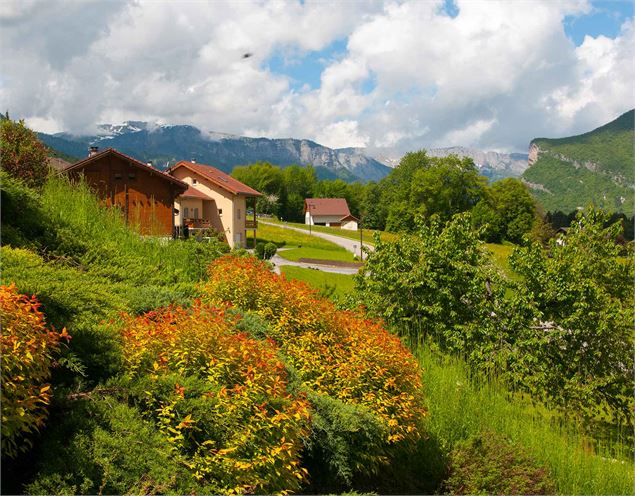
40, 176, 225, 284
415, 342, 634, 495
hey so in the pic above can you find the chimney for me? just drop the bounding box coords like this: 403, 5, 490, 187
88, 146, 99, 157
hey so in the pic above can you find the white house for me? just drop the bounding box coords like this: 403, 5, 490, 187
304, 198, 359, 230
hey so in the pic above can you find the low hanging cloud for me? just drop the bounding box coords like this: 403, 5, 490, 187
0, 0, 632, 154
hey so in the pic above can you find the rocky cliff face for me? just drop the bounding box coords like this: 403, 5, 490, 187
426, 146, 529, 179
38, 122, 392, 183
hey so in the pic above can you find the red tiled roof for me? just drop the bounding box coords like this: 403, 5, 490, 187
169, 161, 262, 196
64, 148, 188, 191
180, 185, 214, 200
304, 198, 351, 217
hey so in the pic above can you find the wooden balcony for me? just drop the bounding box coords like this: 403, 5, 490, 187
184, 218, 211, 229
245, 219, 258, 229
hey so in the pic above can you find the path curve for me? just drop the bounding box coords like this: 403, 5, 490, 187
259, 220, 374, 258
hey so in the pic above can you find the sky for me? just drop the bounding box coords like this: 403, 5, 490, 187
0, 0, 633, 157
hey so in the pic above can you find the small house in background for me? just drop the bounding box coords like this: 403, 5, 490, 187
168, 160, 261, 248
304, 198, 358, 230
63, 147, 187, 235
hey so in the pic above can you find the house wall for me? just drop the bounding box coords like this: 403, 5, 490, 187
341, 219, 358, 230
171, 167, 249, 248
67, 154, 177, 235
310, 214, 347, 227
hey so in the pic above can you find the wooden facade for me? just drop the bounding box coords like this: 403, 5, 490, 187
63, 148, 187, 235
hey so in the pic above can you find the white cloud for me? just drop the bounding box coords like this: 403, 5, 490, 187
315, 120, 369, 149
0, 0, 632, 155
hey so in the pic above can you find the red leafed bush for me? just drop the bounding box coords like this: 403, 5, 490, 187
202, 255, 425, 449
118, 302, 311, 494
1, 283, 69, 457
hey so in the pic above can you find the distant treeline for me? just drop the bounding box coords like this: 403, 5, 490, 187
233, 152, 540, 244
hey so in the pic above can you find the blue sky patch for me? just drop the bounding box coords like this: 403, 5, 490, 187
266, 38, 348, 91
564, 0, 633, 45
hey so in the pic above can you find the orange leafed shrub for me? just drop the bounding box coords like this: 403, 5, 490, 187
202, 255, 425, 447
1, 283, 69, 457
118, 303, 311, 494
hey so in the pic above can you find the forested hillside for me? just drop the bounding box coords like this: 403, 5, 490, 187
523, 109, 634, 214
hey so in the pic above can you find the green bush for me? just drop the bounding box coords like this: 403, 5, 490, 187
443, 431, 555, 495
255, 241, 266, 259
26, 398, 193, 495
263, 241, 278, 259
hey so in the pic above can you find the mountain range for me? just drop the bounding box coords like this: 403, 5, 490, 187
37, 122, 391, 183
38, 121, 534, 184
522, 109, 634, 215
425, 147, 528, 180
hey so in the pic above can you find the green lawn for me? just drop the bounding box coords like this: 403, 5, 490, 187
250, 222, 345, 250
280, 266, 356, 299
263, 218, 398, 244
278, 247, 356, 263
483, 242, 519, 280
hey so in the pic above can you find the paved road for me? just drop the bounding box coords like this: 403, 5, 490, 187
259, 220, 374, 258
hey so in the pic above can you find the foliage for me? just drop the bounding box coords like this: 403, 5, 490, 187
356, 213, 501, 355
26, 398, 192, 495
0, 284, 69, 458
472, 178, 537, 243
201, 255, 425, 482
378, 151, 487, 232
0, 118, 49, 187
117, 302, 311, 494
357, 209, 634, 423
443, 431, 555, 494
508, 209, 634, 421
255, 241, 277, 259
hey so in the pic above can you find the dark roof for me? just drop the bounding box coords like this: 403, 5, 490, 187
304, 198, 351, 217
64, 148, 188, 191
169, 161, 262, 196
181, 185, 214, 200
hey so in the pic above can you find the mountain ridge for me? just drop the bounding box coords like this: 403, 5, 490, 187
37, 122, 391, 183
522, 109, 634, 214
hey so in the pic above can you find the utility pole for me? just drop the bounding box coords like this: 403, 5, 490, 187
359, 216, 363, 261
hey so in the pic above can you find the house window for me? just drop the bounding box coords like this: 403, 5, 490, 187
183, 207, 189, 218
114, 172, 122, 180
218, 208, 223, 215
237, 208, 241, 220
128, 172, 136, 180
193, 208, 199, 219
192, 178, 198, 185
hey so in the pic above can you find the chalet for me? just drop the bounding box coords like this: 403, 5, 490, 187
63, 147, 187, 235
304, 198, 359, 230
168, 160, 261, 248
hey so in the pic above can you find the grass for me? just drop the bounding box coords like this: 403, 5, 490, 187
483, 242, 519, 281
249, 222, 356, 263
280, 266, 356, 299
278, 247, 356, 263
415, 342, 634, 495
263, 218, 398, 244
